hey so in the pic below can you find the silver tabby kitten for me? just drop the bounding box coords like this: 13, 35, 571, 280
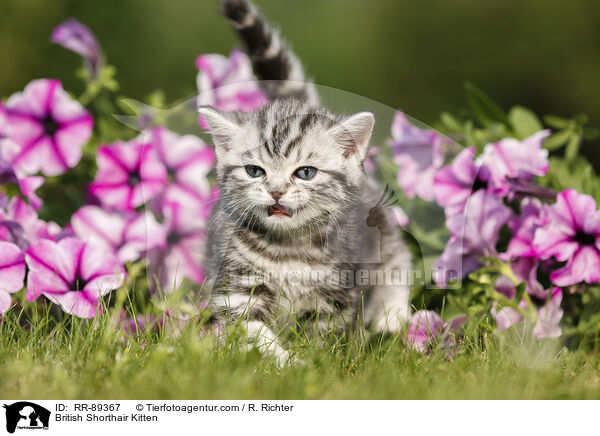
199, 0, 412, 363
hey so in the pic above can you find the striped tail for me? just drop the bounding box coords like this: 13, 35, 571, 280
220, 0, 318, 102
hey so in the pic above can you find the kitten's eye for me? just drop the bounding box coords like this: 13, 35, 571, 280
294, 166, 317, 180
245, 165, 265, 178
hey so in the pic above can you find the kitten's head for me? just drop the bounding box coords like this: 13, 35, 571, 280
199, 99, 374, 233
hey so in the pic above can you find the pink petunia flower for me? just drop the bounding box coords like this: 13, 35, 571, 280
509, 257, 546, 299
506, 198, 543, 258
478, 130, 550, 191
16, 176, 44, 210
406, 310, 447, 352
501, 198, 546, 299
389, 111, 446, 201
0, 241, 26, 314
0, 103, 22, 163
143, 127, 215, 209
390, 205, 409, 227
51, 18, 103, 77
196, 49, 268, 127
0, 146, 44, 210
147, 201, 212, 294
4, 79, 93, 176
433, 147, 487, 216
492, 270, 539, 334
533, 288, 563, 339
26, 237, 126, 318
491, 288, 563, 338
1, 103, 57, 209
534, 189, 600, 286
0, 105, 44, 210
406, 310, 466, 355
434, 190, 512, 287
71, 205, 166, 263
89, 138, 167, 211
434, 132, 550, 216
114, 310, 211, 338
0, 196, 59, 247
115, 311, 165, 336
491, 300, 528, 333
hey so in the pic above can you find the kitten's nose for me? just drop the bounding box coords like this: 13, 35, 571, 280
270, 191, 285, 200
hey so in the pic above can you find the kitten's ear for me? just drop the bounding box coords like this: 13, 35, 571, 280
198, 105, 240, 150
328, 112, 374, 160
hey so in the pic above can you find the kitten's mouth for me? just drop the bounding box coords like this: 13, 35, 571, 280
268, 204, 292, 217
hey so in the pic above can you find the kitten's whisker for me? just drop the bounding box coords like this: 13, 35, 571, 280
207, 197, 248, 235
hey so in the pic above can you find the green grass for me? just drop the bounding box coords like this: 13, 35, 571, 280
2, 302, 600, 400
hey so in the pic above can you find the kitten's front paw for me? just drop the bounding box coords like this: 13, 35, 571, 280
268, 344, 304, 367
247, 339, 297, 367
273, 347, 294, 367
371, 310, 408, 334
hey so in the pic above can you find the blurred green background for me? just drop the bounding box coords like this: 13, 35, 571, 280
2, 0, 600, 160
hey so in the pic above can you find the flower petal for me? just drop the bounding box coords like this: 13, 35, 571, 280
51, 18, 103, 74
491, 305, 522, 332
71, 205, 127, 254
550, 246, 600, 286
26, 238, 76, 300
433, 147, 478, 215
557, 189, 596, 232
79, 242, 125, 293
533, 288, 563, 339
196, 49, 268, 118
389, 111, 445, 201
6, 79, 59, 118
46, 291, 99, 319
406, 310, 446, 352
120, 212, 166, 262
0, 241, 25, 294
0, 290, 11, 314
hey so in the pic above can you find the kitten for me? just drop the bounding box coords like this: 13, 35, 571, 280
199, 0, 412, 364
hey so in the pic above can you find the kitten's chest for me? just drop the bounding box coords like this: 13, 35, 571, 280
230, 231, 344, 299
215, 222, 363, 316
256, 261, 351, 318
250, 256, 340, 299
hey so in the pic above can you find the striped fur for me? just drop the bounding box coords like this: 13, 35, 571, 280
202, 2, 412, 364
220, 0, 318, 103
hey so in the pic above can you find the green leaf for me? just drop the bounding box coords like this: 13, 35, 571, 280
464, 82, 509, 128
543, 129, 573, 151
486, 122, 510, 143
408, 222, 447, 252
508, 106, 543, 139
583, 126, 600, 140
564, 133, 581, 162
544, 155, 599, 200
439, 111, 463, 132
543, 114, 570, 129
514, 282, 526, 304
577, 312, 600, 334
464, 120, 478, 148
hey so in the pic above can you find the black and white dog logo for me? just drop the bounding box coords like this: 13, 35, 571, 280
3, 402, 50, 433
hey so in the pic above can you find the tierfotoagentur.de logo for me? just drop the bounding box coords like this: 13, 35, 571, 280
2, 402, 50, 434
